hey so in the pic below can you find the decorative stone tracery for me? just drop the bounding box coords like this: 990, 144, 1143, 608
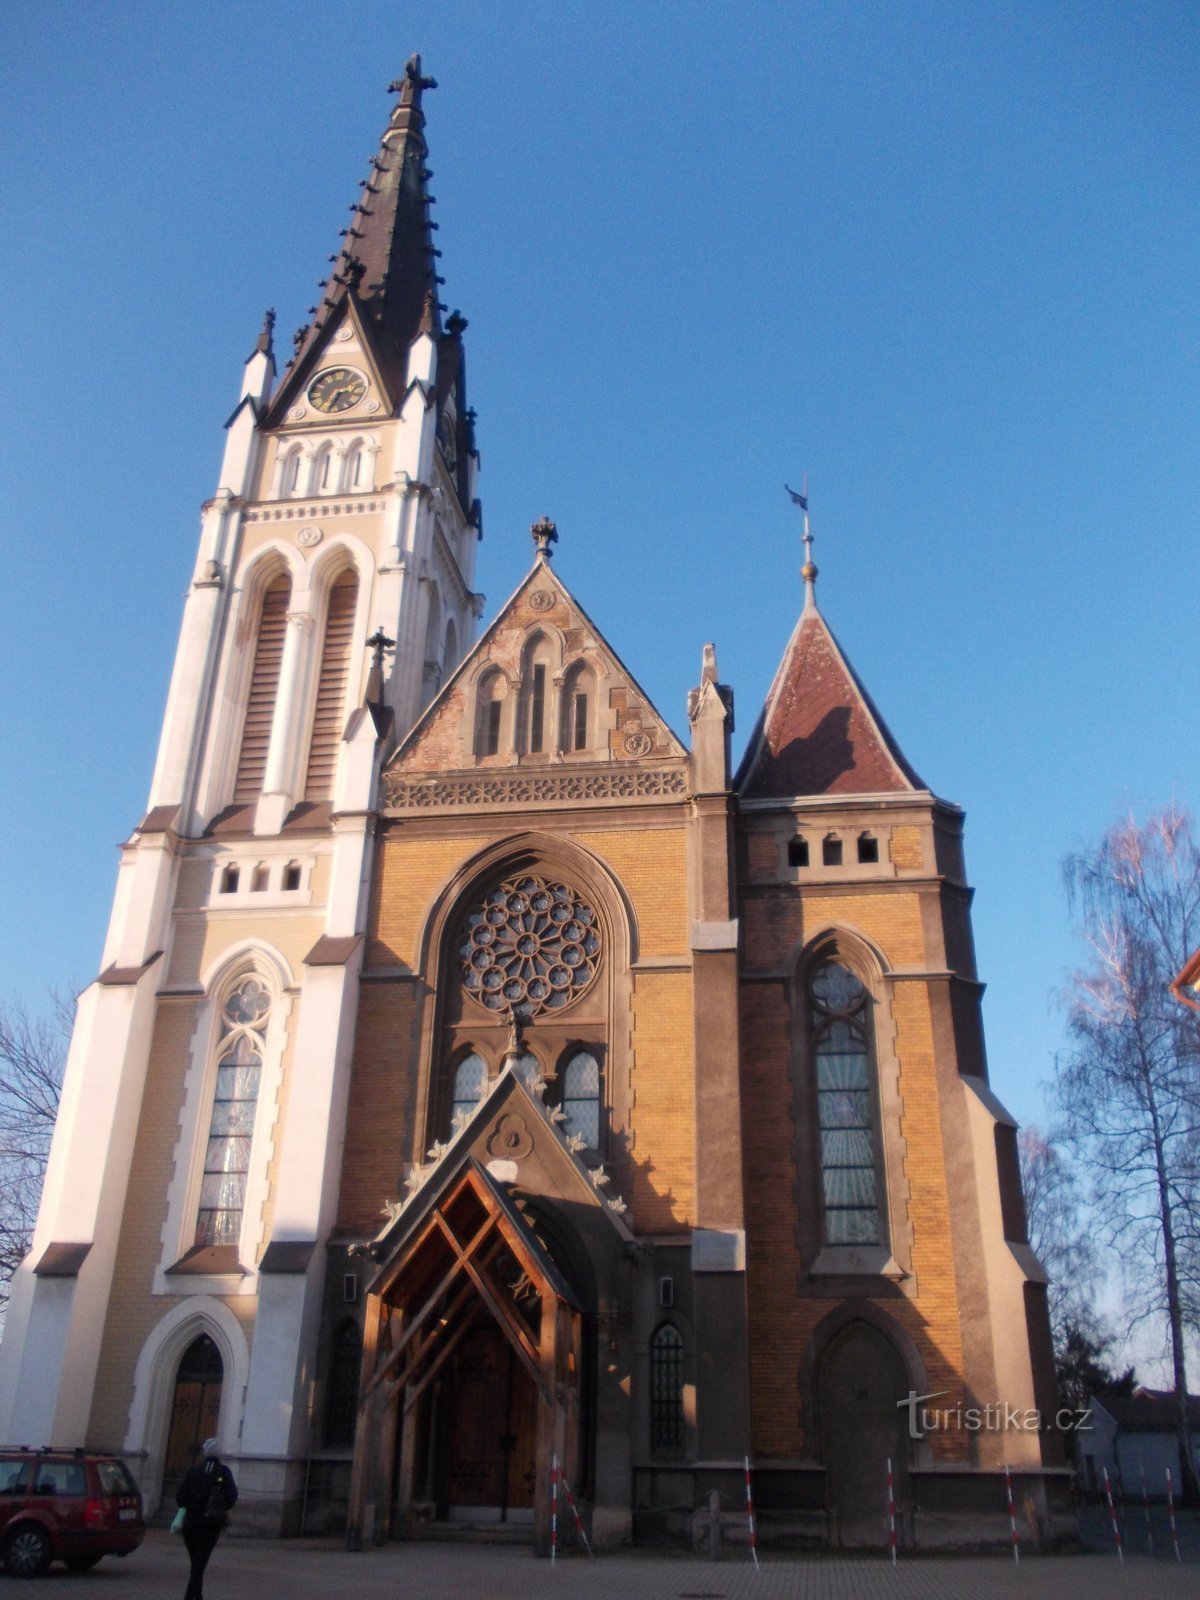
458, 873, 601, 1018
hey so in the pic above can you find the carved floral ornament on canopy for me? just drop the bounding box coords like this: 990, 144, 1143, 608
458, 873, 601, 1019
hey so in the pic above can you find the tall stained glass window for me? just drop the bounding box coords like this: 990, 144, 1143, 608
195, 977, 270, 1249
809, 959, 882, 1246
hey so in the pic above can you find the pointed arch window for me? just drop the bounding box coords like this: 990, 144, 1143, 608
315, 445, 334, 494
474, 670, 505, 758
808, 958, 883, 1246
449, 1052, 488, 1133
560, 1048, 601, 1149
560, 661, 595, 754
443, 618, 459, 676
282, 448, 303, 497
233, 573, 290, 803
194, 977, 270, 1251
304, 567, 358, 800
345, 442, 365, 491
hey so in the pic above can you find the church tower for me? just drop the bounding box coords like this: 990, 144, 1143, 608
0, 59, 481, 1525
0, 61, 1064, 1552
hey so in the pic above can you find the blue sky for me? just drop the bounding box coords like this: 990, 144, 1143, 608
2, 0, 1198, 1160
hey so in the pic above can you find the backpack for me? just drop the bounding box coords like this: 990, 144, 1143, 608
203, 1469, 229, 1529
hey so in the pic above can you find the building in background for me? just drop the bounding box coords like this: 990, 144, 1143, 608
0, 59, 1067, 1551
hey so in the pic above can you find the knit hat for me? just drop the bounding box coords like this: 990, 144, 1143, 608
201, 1437, 220, 1457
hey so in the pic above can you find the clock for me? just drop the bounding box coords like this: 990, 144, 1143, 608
308, 367, 367, 414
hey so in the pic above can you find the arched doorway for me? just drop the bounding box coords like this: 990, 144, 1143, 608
816, 1320, 910, 1548
162, 1335, 223, 1506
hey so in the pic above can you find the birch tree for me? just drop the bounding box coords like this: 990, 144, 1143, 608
1056, 807, 1200, 1500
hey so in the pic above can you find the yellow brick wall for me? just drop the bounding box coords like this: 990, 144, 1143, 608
889, 825, 923, 870
743, 889, 927, 971
367, 835, 489, 968
338, 983, 420, 1232
168, 913, 325, 988
628, 969, 694, 1230
572, 828, 689, 957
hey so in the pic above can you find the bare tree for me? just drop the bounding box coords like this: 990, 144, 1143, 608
0, 997, 69, 1314
1019, 1126, 1099, 1346
1056, 807, 1200, 1501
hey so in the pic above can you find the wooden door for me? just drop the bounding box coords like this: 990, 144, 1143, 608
438, 1324, 537, 1520
163, 1335, 223, 1504
817, 1321, 910, 1548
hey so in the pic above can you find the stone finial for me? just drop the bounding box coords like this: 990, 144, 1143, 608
531, 517, 558, 561
255, 308, 276, 356
701, 642, 718, 685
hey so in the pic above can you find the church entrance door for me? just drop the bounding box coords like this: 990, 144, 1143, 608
817, 1321, 910, 1548
437, 1322, 538, 1521
162, 1334, 223, 1508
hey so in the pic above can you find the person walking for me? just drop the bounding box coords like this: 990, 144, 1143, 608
176, 1436, 238, 1600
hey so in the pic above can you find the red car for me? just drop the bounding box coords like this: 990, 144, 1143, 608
0, 1450, 144, 1576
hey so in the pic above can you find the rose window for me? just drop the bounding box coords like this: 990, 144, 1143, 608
459, 874, 601, 1017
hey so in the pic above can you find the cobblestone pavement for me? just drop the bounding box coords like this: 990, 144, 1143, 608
37, 1527, 1197, 1600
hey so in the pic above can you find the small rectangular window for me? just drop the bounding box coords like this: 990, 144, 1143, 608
485, 700, 501, 756
822, 836, 843, 867
283, 863, 302, 892
343, 1272, 358, 1304
530, 665, 545, 753
788, 838, 809, 868
857, 834, 879, 864
573, 692, 588, 751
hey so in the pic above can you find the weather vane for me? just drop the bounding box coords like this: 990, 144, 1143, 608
785, 479, 818, 601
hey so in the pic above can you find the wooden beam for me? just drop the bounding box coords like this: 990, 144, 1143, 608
401, 1300, 485, 1414
361, 1209, 498, 1399
460, 1252, 548, 1399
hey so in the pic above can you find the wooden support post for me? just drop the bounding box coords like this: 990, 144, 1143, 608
346, 1289, 385, 1550
534, 1286, 558, 1554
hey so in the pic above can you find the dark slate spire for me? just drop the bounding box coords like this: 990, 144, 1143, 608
274, 56, 444, 409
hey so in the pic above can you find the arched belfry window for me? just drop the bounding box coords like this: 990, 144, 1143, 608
519, 632, 554, 756
233, 573, 291, 803
195, 976, 270, 1251
304, 566, 358, 800
808, 957, 884, 1246
650, 1323, 685, 1456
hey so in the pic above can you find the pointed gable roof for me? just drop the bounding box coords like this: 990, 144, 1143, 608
736, 595, 925, 799
265, 55, 446, 423
384, 543, 689, 783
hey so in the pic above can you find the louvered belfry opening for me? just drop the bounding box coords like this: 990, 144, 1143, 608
305, 568, 359, 799
233, 575, 291, 802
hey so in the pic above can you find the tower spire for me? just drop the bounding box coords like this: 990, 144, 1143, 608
281, 56, 445, 397
785, 480, 818, 610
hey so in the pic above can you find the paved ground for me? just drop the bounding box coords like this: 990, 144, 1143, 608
31, 1526, 1197, 1600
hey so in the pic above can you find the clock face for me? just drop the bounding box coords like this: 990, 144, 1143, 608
308, 367, 367, 414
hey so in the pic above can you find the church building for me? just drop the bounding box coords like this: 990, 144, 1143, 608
0, 60, 1067, 1550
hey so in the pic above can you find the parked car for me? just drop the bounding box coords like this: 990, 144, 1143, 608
0, 1449, 144, 1576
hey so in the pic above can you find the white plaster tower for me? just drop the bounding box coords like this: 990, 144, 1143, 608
0, 58, 481, 1527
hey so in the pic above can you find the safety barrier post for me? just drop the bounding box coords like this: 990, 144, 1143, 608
1166, 1468, 1181, 1564
1101, 1466, 1123, 1563
743, 1455, 760, 1570
1139, 1466, 1154, 1555
1003, 1463, 1020, 1563
559, 1469, 594, 1558
550, 1452, 558, 1565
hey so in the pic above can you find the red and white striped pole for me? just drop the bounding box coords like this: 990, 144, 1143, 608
743, 1454, 760, 1570
1139, 1465, 1154, 1556
886, 1456, 897, 1564
1003, 1463, 1020, 1563
1166, 1467, 1182, 1564
559, 1469, 594, 1558
1101, 1466, 1123, 1563
550, 1452, 559, 1565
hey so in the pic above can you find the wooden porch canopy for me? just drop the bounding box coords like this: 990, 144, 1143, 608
346, 1158, 583, 1549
